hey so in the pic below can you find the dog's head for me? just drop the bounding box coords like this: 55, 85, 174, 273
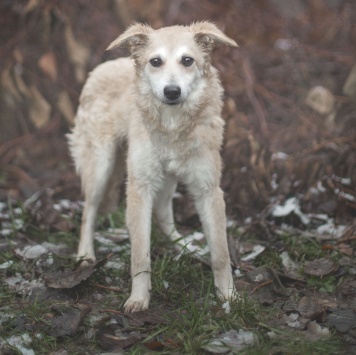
107, 22, 237, 106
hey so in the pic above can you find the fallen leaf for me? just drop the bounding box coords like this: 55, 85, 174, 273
143, 340, 167, 351
97, 324, 144, 351
64, 21, 90, 83
48, 305, 91, 337
27, 85, 51, 128
337, 243, 353, 256
241, 245, 265, 261
280, 251, 299, 272
297, 296, 324, 318
343, 64, 356, 102
43, 258, 107, 289
23, 0, 40, 13
327, 309, 356, 333
123, 307, 168, 327
202, 329, 258, 353
304, 258, 335, 277
38, 51, 58, 81
57, 90, 75, 125
305, 85, 335, 115
15, 244, 48, 259
337, 280, 356, 310
49, 350, 68, 355
1, 64, 22, 103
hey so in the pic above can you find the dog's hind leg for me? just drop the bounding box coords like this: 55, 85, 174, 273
154, 174, 182, 244
99, 145, 127, 214
77, 143, 117, 260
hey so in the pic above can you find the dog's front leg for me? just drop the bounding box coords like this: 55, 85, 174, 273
193, 186, 236, 301
124, 179, 153, 312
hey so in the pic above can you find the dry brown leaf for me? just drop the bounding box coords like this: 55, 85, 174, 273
304, 258, 336, 277
57, 90, 75, 125
343, 64, 356, 102
48, 305, 92, 337
327, 309, 356, 333
2, 63, 49, 126
23, 0, 40, 14
64, 22, 90, 83
38, 51, 58, 81
337, 243, 353, 256
1, 66, 21, 105
98, 324, 144, 350
124, 307, 168, 327
297, 296, 324, 318
1, 51, 26, 105
1, 62, 50, 129
43, 258, 107, 289
305, 86, 335, 116
27, 85, 51, 128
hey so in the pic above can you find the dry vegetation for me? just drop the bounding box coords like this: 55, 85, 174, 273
0, 0, 355, 354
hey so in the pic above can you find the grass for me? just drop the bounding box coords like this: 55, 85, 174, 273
0, 203, 351, 354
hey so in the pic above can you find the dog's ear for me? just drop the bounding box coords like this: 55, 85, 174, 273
190, 22, 238, 51
106, 23, 153, 52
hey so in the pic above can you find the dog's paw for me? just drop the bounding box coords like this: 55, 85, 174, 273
216, 285, 240, 302
76, 251, 96, 269
76, 258, 96, 269
124, 295, 150, 313
77, 242, 95, 260
76, 250, 95, 261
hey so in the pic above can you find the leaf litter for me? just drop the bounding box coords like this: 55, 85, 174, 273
2, 192, 353, 353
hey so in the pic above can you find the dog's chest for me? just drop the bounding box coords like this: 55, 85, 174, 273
152, 134, 198, 176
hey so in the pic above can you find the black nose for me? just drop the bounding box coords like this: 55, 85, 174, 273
164, 85, 181, 100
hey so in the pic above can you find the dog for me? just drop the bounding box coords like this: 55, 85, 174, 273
68, 22, 238, 312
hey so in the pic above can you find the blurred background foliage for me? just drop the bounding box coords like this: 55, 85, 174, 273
0, 0, 355, 226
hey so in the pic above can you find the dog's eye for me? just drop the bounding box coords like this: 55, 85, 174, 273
150, 58, 163, 67
182, 56, 194, 67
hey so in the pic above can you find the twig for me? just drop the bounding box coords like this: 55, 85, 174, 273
101, 309, 126, 315
90, 282, 121, 292
297, 136, 353, 157
337, 235, 356, 243
249, 280, 273, 296
298, 43, 354, 66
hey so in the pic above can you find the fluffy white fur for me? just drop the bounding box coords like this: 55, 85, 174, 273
68, 22, 238, 312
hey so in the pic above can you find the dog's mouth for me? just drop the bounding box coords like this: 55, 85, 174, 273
162, 97, 183, 106
154, 96, 181, 106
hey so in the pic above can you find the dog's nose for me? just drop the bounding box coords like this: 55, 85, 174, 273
164, 85, 181, 100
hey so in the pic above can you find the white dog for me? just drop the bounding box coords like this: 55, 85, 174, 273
68, 22, 238, 312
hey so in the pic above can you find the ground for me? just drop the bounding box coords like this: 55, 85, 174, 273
0, 1, 355, 354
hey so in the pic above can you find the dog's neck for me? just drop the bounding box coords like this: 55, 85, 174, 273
137, 95, 206, 141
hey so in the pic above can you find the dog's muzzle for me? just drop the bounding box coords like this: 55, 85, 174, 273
164, 85, 181, 104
